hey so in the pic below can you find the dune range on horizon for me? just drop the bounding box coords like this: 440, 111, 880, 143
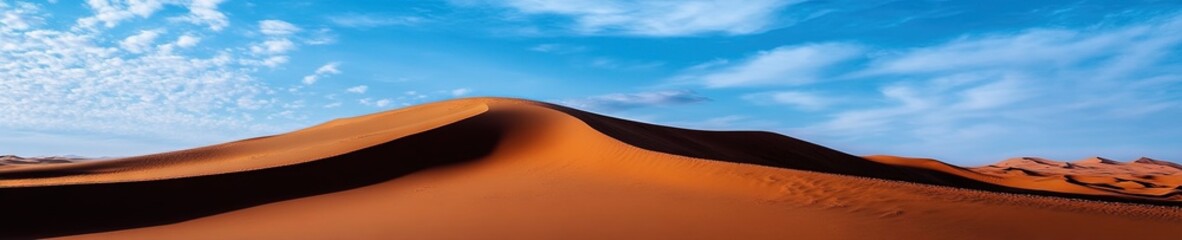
1, 97, 1180, 239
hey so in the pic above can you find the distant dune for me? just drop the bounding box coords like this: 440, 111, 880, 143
0, 155, 84, 169
865, 155, 1182, 202
974, 157, 1181, 199
1, 97, 1180, 239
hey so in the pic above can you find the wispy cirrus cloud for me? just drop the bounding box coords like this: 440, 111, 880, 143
559, 90, 710, 112
469, 0, 803, 36
327, 13, 425, 28
345, 85, 368, 94
798, 14, 1182, 160
743, 91, 835, 111
301, 62, 342, 85
825, 15, 1182, 133
528, 43, 587, 54
673, 43, 863, 88
259, 19, 301, 35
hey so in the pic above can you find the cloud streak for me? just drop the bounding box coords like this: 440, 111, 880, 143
560, 90, 710, 112
674, 43, 862, 88
795, 14, 1182, 160
302, 62, 342, 85
743, 91, 834, 111
328, 13, 425, 28
478, 0, 802, 36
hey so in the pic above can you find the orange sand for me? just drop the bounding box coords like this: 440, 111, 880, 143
1, 97, 1180, 239
867, 155, 1182, 202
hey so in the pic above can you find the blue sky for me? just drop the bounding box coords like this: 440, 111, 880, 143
2, 0, 1181, 164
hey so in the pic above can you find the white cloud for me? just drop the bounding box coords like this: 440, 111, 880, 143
0, 2, 307, 148
301, 75, 318, 85
482, 0, 802, 36
175, 34, 200, 48
675, 43, 862, 88
302, 62, 341, 85
1, 1, 38, 30
119, 29, 161, 53
744, 91, 833, 111
174, 0, 229, 31
528, 43, 586, 54
450, 88, 472, 97
803, 15, 1182, 160
315, 62, 341, 74
560, 90, 709, 112
375, 99, 391, 107
865, 31, 1118, 75
240, 55, 289, 68
360, 98, 392, 107
586, 57, 664, 70
243, 20, 305, 68
327, 14, 424, 28
250, 38, 295, 54
259, 20, 301, 35
404, 91, 427, 99
305, 28, 337, 45
77, 0, 164, 29
812, 84, 934, 134
346, 85, 368, 94
74, 0, 226, 31
952, 77, 1029, 110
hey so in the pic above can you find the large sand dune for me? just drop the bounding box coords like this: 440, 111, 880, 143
1, 97, 1180, 239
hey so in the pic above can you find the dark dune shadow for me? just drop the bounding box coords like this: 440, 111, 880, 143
0, 112, 509, 239
543, 103, 1001, 187
544, 103, 1182, 206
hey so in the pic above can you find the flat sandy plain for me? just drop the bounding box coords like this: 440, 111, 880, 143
1, 97, 1179, 239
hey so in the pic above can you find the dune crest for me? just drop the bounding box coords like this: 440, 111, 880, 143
2, 97, 1181, 239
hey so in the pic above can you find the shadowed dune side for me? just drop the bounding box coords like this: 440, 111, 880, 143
548, 104, 1182, 205
551, 106, 989, 187
0, 111, 510, 239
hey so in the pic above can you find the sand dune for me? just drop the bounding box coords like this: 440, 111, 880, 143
0, 155, 82, 169
976, 157, 1181, 199
866, 155, 1182, 202
1, 97, 1180, 239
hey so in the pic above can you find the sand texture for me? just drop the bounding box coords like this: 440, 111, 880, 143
1, 97, 1179, 239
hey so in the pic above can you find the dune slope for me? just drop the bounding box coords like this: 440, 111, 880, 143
1, 97, 1180, 239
